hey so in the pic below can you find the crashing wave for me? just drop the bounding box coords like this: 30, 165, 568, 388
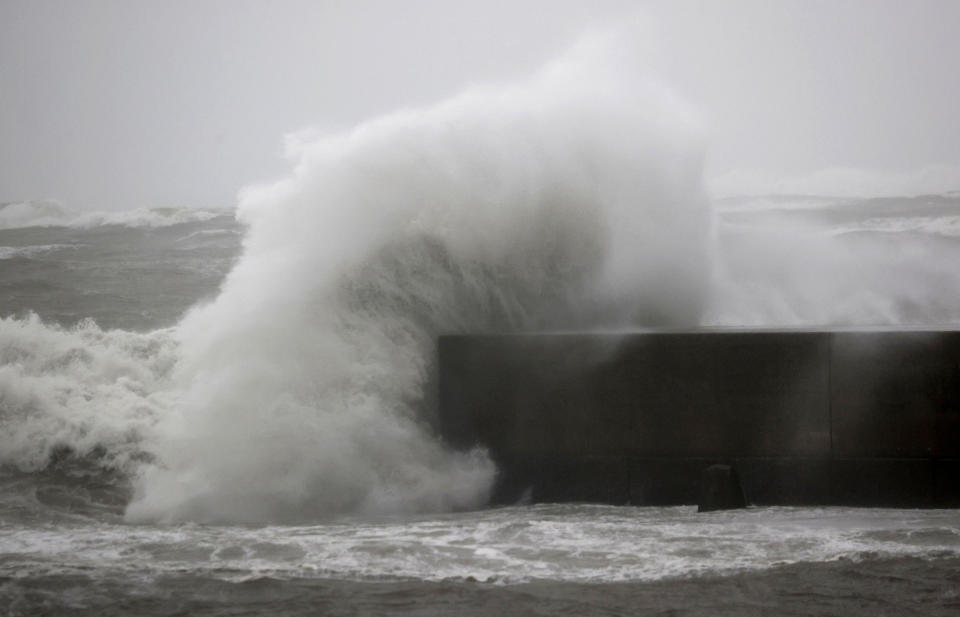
124, 31, 711, 524
0, 315, 176, 473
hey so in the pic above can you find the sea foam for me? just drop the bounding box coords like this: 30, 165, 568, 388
0, 315, 176, 472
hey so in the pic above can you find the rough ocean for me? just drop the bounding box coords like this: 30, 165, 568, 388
3, 37, 960, 615
3, 193, 960, 615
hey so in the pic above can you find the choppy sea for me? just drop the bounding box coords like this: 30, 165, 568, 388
2, 196, 960, 615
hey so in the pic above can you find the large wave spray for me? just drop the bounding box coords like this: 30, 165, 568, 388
5, 30, 960, 525
124, 35, 711, 523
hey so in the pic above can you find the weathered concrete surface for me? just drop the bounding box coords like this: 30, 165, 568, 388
437, 331, 960, 507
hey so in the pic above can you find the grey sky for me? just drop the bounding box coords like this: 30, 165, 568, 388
2, 0, 959, 210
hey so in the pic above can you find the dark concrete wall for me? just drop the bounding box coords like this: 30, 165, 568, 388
437, 331, 960, 507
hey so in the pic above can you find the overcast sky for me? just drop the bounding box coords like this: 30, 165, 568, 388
2, 0, 959, 210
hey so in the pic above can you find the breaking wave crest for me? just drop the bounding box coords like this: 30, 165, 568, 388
0, 201, 229, 230
0, 315, 176, 473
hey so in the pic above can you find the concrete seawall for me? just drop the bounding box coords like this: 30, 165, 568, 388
437, 331, 960, 507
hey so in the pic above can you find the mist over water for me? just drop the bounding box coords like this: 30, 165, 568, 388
709, 194, 960, 327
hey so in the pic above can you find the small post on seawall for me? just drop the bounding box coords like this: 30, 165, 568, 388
697, 464, 746, 512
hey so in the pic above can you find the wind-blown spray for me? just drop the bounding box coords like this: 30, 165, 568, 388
124, 33, 711, 523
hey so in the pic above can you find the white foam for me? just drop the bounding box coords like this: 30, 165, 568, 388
3, 505, 958, 583
125, 30, 711, 524
5, 28, 960, 529
0, 244, 76, 260
834, 215, 960, 238
0, 201, 230, 230
0, 315, 176, 472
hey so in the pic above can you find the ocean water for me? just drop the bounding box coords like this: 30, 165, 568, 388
2, 196, 960, 615
3, 38, 960, 613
